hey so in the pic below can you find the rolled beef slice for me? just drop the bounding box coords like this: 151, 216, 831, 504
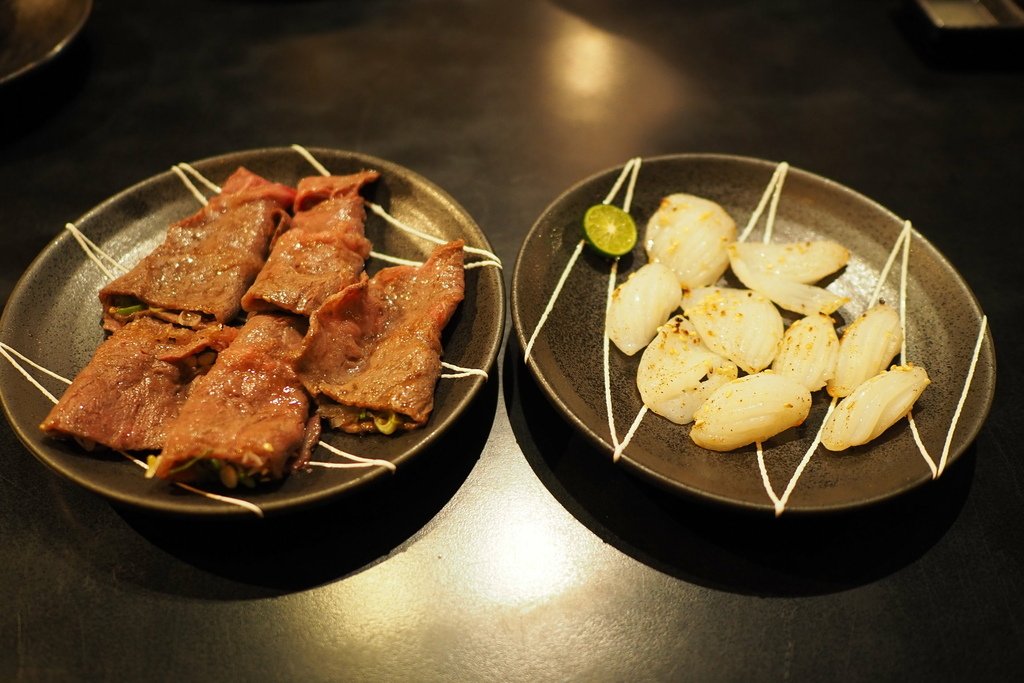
296, 240, 465, 434
241, 170, 379, 316
100, 167, 295, 331
154, 313, 319, 484
40, 317, 238, 451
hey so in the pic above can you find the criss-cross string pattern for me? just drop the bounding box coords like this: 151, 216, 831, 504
0, 340, 268, 516
523, 158, 643, 364
615, 163, 791, 468
529, 157, 988, 515
2, 145, 497, 514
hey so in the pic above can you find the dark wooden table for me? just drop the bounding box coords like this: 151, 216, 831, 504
2, 1, 1021, 680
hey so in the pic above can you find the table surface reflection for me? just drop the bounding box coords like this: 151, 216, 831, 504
1, 1, 1022, 680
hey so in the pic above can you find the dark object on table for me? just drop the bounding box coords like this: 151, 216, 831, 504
902, 0, 1024, 67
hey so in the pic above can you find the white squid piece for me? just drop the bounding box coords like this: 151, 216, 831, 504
690, 371, 812, 452
771, 313, 840, 392
728, 244, 848, 316
636, 316, 738, 424
682, 286, 784, 374
821, 364, 930, 451
728, 240, 849, 283
605, 262, 680, 356
827, 303, 903, 398
645, 193, 736, 290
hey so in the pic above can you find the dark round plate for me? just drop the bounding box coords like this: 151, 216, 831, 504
511, 153, 995, 514
0, 0, 92, 85
0, 147, 505, 516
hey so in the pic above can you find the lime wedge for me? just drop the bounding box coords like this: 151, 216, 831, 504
583, 204, 637, 257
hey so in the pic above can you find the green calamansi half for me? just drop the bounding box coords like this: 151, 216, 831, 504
582, 204, 637, 258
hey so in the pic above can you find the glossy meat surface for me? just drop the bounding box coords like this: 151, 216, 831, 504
297, 240, 465, 433
100, 167, 295, 330
242, 171, 378, 316
155, 313, 316, 481
40, 318, 237, 451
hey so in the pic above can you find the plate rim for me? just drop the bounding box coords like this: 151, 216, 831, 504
511, 152, 996, 514
0, 0, 94, 86
0, 146, 506, 517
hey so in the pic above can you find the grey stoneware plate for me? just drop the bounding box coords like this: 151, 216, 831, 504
511, 153, 996, 514
0, 0, 92, 85
0, 147, 505, 516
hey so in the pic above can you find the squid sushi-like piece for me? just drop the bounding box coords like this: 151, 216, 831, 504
827, 303, 903, 398
690, 371, 812, 451
606, 262, 680, 356
771, 313, 839, 392
821, 365, 930, 451
728, 244, 848, 316
728, 240, 849, 284
682, 286, 784, 374
636, 316, 738, 424
645, 193, 736, 289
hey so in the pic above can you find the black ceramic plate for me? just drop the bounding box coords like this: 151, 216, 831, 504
0, 147, 505, 516
511, 154, 995, 514
0, 0, 91, 85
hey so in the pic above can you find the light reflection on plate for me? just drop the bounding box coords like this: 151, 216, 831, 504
0, 147, 505, 516
0, 0, 92, 85
511, 153, 995, 514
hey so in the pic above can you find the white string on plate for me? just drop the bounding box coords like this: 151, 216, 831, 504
889, 223, 939, 475
120, 452, 266, 517
603, 259, 620, 451
369, 250, 423, 267
176, 162, 221, 194
524, 239, 585, 362
869, 221, 911, 306
313, 440, 397, 472
937, 314, 988, 477
10, 148, 486, 514
171, 481, 266, 517
441, 362, 489, 380
290, 143, 332, 177
64, 223, 128, 277
171, 165, 213, 205
620, 157, 642, 212
613, 405, 648, 463
0, 346, 61, 404
761, 162, 789, 244
599, 158, 642, 455
464, 259, 502, 270
366, 201, 502, 265
755, 442, 783, 512
773, 397, 837, 516
895, 225, 938, 476
738, 162, 787, 243
290, 144, 502, 267
65, 223, 119, 281
602, 157, 639, 205
0, 340, 270, 516
0, 343, 71, 385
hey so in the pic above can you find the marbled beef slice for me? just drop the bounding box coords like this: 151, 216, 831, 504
40, 317, 237, 451
241, 170, 379, 316
100, 167, 295, 331
297, 240, 465, 434
154, 313, 316, 486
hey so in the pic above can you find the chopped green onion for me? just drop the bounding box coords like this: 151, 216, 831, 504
115, 304, 146, 316
372, 410, 402, 435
